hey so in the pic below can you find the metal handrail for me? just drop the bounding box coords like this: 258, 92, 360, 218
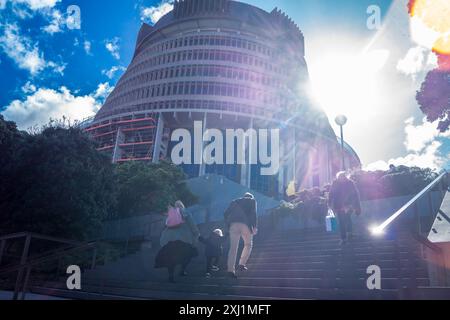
0, 232, 84, 246
0, 234, 147, 300
0, 241, 103, 300
372, 170, 448, 235
0, 242, 95, 276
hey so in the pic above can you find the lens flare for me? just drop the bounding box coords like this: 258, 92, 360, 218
409, 0, 450, 55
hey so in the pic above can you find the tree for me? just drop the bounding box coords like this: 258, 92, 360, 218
350, 166, 437, 200
0, 115, 25, 169
115, 161, 198, 218
0, 123, 116, 240
416, 69, 450, 132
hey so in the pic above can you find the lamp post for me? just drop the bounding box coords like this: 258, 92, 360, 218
335, 115, 348, 171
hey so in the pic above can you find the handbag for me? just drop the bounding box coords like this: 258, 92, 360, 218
326, 209, 338, 232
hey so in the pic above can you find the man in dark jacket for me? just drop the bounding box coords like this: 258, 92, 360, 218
328, 172, 362, 244
225, 193, 258, 278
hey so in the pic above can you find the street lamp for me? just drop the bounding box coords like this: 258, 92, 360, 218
335, 115, 348, 171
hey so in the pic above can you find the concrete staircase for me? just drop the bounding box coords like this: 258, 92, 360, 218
31, 229, 432, 300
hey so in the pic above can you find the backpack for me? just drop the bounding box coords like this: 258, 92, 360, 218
166, 207, 185, 228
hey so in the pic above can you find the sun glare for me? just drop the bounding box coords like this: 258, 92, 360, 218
410, 0, 450, 54
309, 49, 389, 122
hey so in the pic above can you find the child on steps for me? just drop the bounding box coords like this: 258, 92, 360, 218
199, 229, 227, 278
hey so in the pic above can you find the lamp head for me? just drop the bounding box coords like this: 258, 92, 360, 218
335, 115, 348, 126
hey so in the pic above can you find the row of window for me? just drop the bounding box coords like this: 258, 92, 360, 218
137, 34, 276, 60
96, 130, 156, 149
126, 48, 285, 80
113, 64, 283, 99
107, 81, 287, 109
97, 99, 277, 121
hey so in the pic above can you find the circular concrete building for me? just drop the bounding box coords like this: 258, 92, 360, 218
87, 0, 361, 196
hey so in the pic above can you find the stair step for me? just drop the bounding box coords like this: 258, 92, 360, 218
72, 228, 433, 300
86, 276, 429, 290
243, 268, 429, 279
255, 240, 420, 249
250, 246, 421, 255
246, 260, 427, 270
36, 281, 399, 300
250, 253, 422, 263
31, 285, 292, 301
400, 287, 450, 300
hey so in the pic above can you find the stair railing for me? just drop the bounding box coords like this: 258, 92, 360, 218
0, 232, 88, 300
370, 170, 449, 286
0, 240, 99, 300
0, 217, 165, 300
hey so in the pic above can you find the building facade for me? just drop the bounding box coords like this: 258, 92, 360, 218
86, 0, 361, 196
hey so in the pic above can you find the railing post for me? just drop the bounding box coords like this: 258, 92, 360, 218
0, 239, 6, 266
13, 234, 31, 300
427, 191, 434, 231
20, 267, 32, 301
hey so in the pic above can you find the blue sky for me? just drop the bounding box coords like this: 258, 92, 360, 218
0, 0, 448, 170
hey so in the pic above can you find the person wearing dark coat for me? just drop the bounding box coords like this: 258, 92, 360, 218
328, 172, 362, 244
224, 192, 258, 278
155, 201, 200, 283
199, 229, 227, 277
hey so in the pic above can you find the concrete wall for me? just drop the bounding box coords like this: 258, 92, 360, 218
102, 188, 445, 241
101, 215, 165, 242
186, 174, 280, 223
101, 174, 280, 241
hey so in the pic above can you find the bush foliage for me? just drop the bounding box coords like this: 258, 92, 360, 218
0, 116, 197, 240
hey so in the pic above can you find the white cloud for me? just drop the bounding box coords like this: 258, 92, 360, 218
2, 0, 59, 18
1, 83, 112, 130
0, 23, 45, 74
42, 7, 81, 35
42, 9, 63, 34
396, 46, 438, 79
105, 37, 120, 60
93, 82, 114, 101
141, 0, 173, 25
366, 118, 450, 171
0, 23, 65, 75
21, 81, 36, 93
13, 0, 59, 10
102, 65, 125, 79
0, 0, 59, 10
83, 40, 91, 55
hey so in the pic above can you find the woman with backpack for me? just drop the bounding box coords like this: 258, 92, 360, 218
155, 200, 200, 283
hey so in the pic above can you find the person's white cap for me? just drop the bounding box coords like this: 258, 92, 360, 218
244, 192, 254, 199
213, 229, 223, 237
